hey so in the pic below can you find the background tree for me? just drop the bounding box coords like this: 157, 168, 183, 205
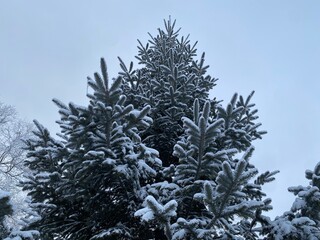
0, 102, 32, 178
0, 102, 39, 239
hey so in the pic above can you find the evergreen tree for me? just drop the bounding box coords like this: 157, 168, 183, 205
22, 18, 311, 240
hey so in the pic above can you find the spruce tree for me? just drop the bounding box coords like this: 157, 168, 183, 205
22, 18, 290, 240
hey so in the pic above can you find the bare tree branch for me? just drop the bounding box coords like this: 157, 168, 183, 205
0, 102, 33, 180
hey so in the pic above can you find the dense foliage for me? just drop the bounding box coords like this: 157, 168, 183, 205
13, 19, 320, 239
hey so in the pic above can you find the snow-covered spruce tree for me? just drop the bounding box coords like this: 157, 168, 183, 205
119, 18, 217, 167
264, 163, 320, 239
22, 59, 161, 239
23, 19, 279, 239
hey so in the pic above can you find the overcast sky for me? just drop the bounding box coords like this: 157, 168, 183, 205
1, 1, 320, 219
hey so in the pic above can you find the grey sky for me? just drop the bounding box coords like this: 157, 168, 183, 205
1, 1, 320, 218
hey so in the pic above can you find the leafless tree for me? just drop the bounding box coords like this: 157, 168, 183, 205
0, 102, 36, 235
0, 102, 32, 182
